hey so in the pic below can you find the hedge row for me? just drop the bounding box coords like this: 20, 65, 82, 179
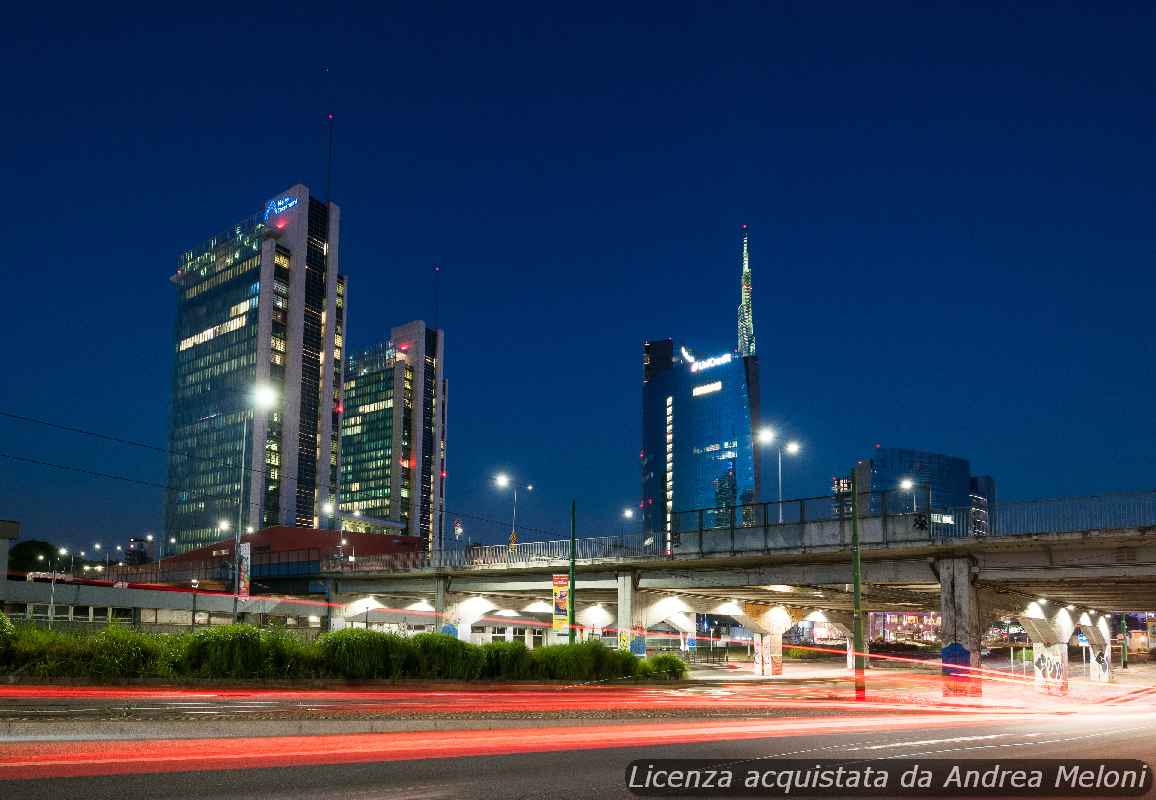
0, 612, 686, 681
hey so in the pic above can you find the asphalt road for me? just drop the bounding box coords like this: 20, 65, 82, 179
4, 709, 1156, 800
2, 671, 1153, 799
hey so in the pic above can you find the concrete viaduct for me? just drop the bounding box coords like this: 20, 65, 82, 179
322, 495, 1156, 690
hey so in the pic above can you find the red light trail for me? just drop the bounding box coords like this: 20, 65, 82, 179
0, 712, 1032, 781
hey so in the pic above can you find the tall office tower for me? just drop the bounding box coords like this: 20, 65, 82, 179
165, 185, 346, 551
641, 228, 762, 544
339, 321, 447, 551
737, 224, 756, 358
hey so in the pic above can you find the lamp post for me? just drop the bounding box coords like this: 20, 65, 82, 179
758, 428, 802, 523
232, 384, 278, 622
621, 508, 634, 537
851, 468, 866, 701
569, 499, 577, 645
494, 473, 533, 547
49, 547, 66, 629
900, 478, 916, 512
322, 501, 336, 530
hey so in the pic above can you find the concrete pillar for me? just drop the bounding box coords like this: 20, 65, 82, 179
0, 521, 19, 603
642, 594, 696, 654
616, 572, 641, 652
818, 612, 864, 672
450, 596, 495, 643
1019, 602, 1069, 695
434, 576, 448, 633
938, 557, 981, 695
742, 604, 797, 676
1080, 616, 1113, 682
323, 578, 337, 631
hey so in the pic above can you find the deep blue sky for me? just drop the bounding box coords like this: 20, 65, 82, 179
3, 3, 1155, 549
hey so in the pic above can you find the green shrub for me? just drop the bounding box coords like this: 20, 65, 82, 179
783, 645, 835, 660
87, 626, 175, 679
317, 628, 418, 680
642, 653, 687, 679
480, 640, 533, 679
530, 641, 640, 681
182, 625, 267, 678
5, 624, 92, 677
261, 628, 323, 678
0, 611, 14, 658
412, 632, 484, 679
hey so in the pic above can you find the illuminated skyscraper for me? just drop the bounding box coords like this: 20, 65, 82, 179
339, 321, 447, 550
641, 228, 762, 543
737, 224, 756, 357
164, 184, 346, 551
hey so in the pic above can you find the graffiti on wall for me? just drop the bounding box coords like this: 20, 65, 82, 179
1033, 642, 1069, 695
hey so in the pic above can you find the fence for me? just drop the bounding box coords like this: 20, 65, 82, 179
324, 489, 1156, 574
64, 491, 1156, 582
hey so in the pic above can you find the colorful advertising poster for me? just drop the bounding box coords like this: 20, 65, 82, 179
552, 574, 569, 633
237, 542, 251, 598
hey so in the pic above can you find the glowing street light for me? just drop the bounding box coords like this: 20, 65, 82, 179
758, 428, 803, 523
622, 508, 634, 519
227, 383, 280, 623
899, 478, 917, 512
495, 473, 532, 546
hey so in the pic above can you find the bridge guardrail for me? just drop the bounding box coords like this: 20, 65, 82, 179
322, 490, 1156, 575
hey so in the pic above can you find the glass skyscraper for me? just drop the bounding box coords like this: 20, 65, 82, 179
641, 227, 762, 543
339, 321, 447, 551
859, 447, 996, 532
164, 185, 346, 551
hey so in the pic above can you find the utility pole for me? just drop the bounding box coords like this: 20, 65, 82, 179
851, 469, 866, 701
568, 500, 577, 645
1120, 614, 1129, 670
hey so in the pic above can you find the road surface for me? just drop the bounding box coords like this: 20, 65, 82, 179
1, 669, 1153, 799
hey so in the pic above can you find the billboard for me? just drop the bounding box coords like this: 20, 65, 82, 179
237, 542, 251, 598
552, 574, 570, 633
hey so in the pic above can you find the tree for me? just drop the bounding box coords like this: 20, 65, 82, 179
7, 540, 59, 573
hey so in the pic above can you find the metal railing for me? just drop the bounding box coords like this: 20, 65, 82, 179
83, 491, 1156, 583
324, 489, 1156, 575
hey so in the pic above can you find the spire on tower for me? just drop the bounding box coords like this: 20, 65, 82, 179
737, 224, 756, 357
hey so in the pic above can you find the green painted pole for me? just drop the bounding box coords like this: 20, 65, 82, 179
568, 499, 577, 645
851, 470, 866, 701
1120, 614, 1129, 670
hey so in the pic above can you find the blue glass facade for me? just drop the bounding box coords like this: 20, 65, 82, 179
641, 340, 761, 540
864, 448, 995, 527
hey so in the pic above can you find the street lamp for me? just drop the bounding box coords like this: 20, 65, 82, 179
757, 428, 802, 523
231, 384, 278, 622
621, 507, 635, 537
899, 478, 916, 512
322, 501, 336, 530
494, 473, 532, 546
776, 440, 801, 523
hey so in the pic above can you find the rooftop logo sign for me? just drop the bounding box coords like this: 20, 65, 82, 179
263, 195, 299, 221
689, 353, 732, 372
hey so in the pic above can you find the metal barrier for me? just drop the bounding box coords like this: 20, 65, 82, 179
88, 491, 1156, 582
323, 489, 1156, 575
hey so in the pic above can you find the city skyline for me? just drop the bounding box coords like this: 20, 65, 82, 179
4, 6, 1156, 549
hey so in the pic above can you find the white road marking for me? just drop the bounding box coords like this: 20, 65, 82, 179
849, 733, 1035, 750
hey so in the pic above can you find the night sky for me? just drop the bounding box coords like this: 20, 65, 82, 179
3, 3, 1155, 550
